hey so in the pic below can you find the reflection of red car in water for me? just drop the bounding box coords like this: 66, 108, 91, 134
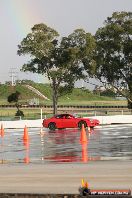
42, 113, 99, 131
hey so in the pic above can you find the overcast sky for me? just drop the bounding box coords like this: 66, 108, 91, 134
0, 0, 132, 89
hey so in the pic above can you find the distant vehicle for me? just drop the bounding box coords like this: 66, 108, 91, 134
42, 113, 99, 131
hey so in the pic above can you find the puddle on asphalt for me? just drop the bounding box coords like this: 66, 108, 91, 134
0, 125, 132, 164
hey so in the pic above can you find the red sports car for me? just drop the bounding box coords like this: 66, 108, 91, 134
42, 113, 99, 130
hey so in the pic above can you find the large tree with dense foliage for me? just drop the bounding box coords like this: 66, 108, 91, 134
94, 12, 132, 108
17, 24, 96, 114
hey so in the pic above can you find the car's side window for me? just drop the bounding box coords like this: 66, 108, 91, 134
66, 115, 71, 119
56, 115, 61, 119
56, 115, 64, 119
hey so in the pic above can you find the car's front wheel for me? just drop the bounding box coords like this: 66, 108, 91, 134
48, 122, 56, 131
78, 121, 87, 129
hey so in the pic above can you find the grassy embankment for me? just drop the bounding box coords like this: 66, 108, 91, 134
0, 82, 127, 119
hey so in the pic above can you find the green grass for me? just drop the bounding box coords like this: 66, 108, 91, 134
0, 108, 43, 120
0, 82, 129, 120
0, 82, 127, 106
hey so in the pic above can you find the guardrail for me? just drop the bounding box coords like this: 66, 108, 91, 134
0, 104, 129, 109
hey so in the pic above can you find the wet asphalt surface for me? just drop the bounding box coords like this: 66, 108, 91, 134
0, 124, 132, 164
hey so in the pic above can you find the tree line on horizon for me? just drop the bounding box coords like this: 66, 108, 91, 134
16, 11, 132, 114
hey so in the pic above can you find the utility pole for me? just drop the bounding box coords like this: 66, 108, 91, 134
9, 68, 17, 86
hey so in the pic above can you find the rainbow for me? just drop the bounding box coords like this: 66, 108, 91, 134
3, 0, 43, 36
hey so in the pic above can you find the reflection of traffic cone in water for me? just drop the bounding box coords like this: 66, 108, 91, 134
80, 124, 87, 143
23, 139, 30, 164
24, 149, 30, 164
23, 139, 29, 148
24, 157, 30, 164
23, 126, 30, 164
82, 143, 88, 163
1, 124, 4, 137
23, 125, 29, 141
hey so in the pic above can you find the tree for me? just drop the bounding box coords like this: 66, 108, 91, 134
95, 12, 132, 108
100, 89, 116, 97
7, 91, 24, 117
17, 24, 96, 114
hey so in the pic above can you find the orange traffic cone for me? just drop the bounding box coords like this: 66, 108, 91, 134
80, 124, 87, 143
23, 125, 29, 141
1, 124, 4, 137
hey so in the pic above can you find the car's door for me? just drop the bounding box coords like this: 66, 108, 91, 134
55, 115, 65, 128
62, 115, 77, 128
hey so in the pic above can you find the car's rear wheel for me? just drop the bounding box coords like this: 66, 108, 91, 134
78, 121, 87, 129
48, 122, 56, 131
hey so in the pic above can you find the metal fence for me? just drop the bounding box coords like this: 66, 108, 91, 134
0, 109, 131, 121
